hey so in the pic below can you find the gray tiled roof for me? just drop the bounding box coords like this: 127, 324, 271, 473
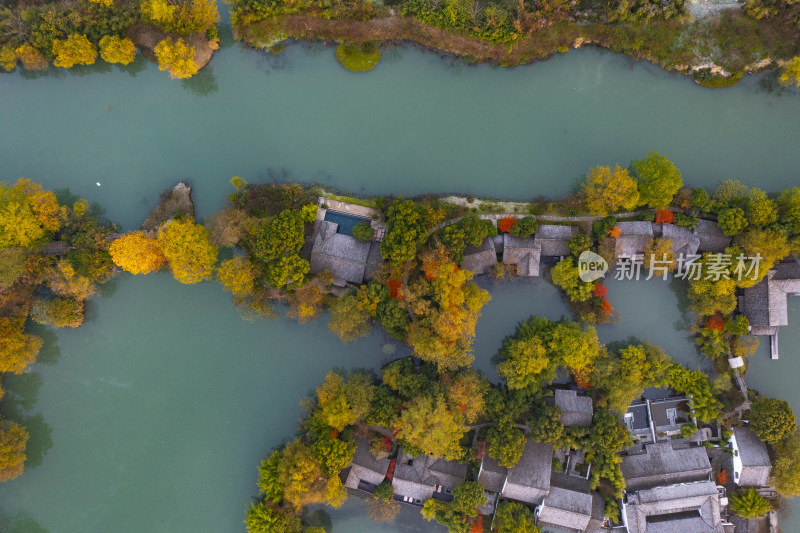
462, 236, 497, 275
741, 262, 800, 331
693, 220, 731, 253
344, 436, 391, 489
660, 224, 700, 257
621, 442, 712, 491
534, 225, 576, 257
555, 389, 594, 428
478, 456, 507, 493
502, 440, 553, 505
732, 428, 772, 487
624, 481, 724, 533
310, 221, 377, 284
502, 234, 541, 277
537, 485, 593, 531
615, 221, 654, 258
392, 448, 468, 502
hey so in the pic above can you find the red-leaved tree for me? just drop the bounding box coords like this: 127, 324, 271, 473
655, 209, 675, 224
498, 217, 517, 233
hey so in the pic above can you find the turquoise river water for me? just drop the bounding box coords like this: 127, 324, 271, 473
0, 28, 799, 533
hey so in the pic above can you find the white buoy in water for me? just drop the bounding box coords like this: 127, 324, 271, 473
96, 182, 101, 186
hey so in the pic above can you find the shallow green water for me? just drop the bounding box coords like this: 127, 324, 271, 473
1, 28, 800, 533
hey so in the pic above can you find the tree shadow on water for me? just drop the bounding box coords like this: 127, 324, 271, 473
181, 65, 219, 96
0, 511, 49, 533
0, 373, 54, 470
26, 325, 60, 366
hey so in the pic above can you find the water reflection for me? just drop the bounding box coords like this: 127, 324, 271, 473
0, 373, 53, 470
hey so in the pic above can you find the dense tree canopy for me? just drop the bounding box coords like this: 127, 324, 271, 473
493, 501, 538, 532
380, 200, 427, 265
109, 232, 166, 275
0, 420, 28, 482
99, 36, 137, 64
730, 488, 772, 519
154, 38, 199, 79
52, 34, 97, 68
157, 219, 218, 284
394, 394, 465, 460
0, 178, 65, 248
582, 165, 640, 215
749, 396, 797, 445
632, 152, 682, 208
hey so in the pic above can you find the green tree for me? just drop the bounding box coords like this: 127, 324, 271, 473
718, 207, 749, 236
745, 189, 778, 227
243, 503, 301, 533
0, 420, 28, 482
486, 423, 526, 467
380, 200, 426, 265
493, 501, 538, 532
265, 254, 309, 289
551, 257, 593, 302
352, 221, 374, 241
311, 434, 356, 477
582, 409, 632, 496
714, 180, 748, 206
451, 481, 486, 516
496, 336, 550, 390
157, 219, 218, 284
528, 404, 565, 447
395, 395, 465, 460
509, 216, 538, 238
750, 396, 797, 445
773, 432, 800, 497
328, 290, 373, 342
730, 488, 772, 519
632, 152, 683, 208
691, 188, 713, 212
30, 297, 84, 328
582, 164, 640, 215
593, 342, 673, 414
251, 209, 306, 264
778, 187, 800, 235
669, 366, 722, 423
368, 481, 400, 522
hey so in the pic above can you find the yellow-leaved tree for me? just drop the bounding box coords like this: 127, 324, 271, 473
0, 315, 43, 374
0, 178, 66, 248
99, 36, 136, 65
217, 256, 258, 296
52, 34, 97, 69
88, 0, 114, 6
0, 420, 29, 482
141, 0, 218, 34
582, 164, 640, 215
154, 38, 198, 79
109, 232, 167, 275
157, 219, 218, 284
780, 57, 800, 87
0, 47, 15, 72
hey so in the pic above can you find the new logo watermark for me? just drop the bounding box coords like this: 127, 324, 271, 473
578, 251, 609, 282
577, 251, 763, 282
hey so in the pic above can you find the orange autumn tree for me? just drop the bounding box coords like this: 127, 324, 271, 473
608, 226, 622, 238
655, 209, 675, 224
498, 217, 517, 233
109, 231, 166, 275
706, 314, 725, 332
717, 470, 729, 485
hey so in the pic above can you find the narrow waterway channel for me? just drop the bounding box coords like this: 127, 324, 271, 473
1, 31, 799, 532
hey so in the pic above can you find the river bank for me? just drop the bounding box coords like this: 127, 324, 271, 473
234, 8, 799, 87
